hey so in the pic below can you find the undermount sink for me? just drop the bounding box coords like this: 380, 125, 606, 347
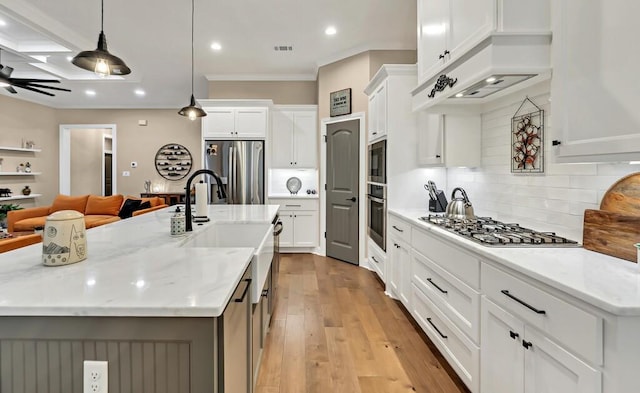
181, 222, 274, 304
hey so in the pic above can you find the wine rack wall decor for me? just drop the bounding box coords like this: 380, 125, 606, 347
154, 143, 193, 180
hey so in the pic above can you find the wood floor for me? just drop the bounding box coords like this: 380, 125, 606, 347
255, 253, 470, 393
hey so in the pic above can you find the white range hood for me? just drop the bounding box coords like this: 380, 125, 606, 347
412, 33, 552, 113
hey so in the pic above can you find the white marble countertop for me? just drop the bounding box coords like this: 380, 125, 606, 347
389, 208, 640, 316
0, 205, 279, 318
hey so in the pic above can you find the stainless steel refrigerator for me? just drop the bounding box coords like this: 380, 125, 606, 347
204, 140, 264, 204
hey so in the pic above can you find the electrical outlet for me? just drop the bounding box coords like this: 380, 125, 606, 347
122, 171, 130, 177
84, 360, 108, 393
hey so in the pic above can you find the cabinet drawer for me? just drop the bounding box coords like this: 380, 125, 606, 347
269, 198, 318, 211
411, 250, 480, 343
412, 284, 479, 392
388, 214, 411, 244
368, 238, 386, 281
481, 263, 603, 365
411, 227, 480, 289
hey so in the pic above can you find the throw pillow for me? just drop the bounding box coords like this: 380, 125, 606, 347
85, 195, 125, 216
118, 199, 142, 219
136, 201, 152, 211
49, 194, 90, 214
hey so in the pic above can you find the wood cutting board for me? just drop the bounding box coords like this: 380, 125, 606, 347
583, 172, 640, 262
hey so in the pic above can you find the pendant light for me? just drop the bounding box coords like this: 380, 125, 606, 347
178, 0, 206, 120
71, 0, 131, 77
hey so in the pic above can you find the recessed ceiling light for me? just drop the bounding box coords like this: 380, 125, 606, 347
135, 89, 145, 96
325, 26, 337, 36
486, 77, 497, 83
85, 90, 96, 96
455, 92, 464, 98
0, 19, 6, 27
210, 42, 222, 51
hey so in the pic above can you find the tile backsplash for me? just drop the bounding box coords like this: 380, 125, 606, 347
445, 88, 639, 242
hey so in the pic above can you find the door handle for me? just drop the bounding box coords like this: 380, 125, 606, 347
234, 278, 252, 302
346, 197, 356, 202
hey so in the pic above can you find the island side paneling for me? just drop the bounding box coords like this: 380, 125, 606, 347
0, 316, 217, 393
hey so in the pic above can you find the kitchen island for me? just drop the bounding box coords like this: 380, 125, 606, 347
384, 208, 640, 393
0, 204, 279, 393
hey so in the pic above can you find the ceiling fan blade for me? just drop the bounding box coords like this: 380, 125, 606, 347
3, 86, 18, 94
24, 83, 71, 92
10, 78, 62, 83
11, 84, 56, 97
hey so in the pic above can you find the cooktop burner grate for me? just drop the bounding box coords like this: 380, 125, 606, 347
419, 215, 580, 247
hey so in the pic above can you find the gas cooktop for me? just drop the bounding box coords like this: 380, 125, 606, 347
419, 215, 580, 247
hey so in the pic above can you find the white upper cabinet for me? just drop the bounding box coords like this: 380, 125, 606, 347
417, 112, 481, 167
552, 0, 640, 162
367, 81, 388, 142
417, 0, 494, 84
199, 100, 272, 140
270, 106, 317, 168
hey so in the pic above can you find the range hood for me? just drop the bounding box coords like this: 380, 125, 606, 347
412, 33, 551, 113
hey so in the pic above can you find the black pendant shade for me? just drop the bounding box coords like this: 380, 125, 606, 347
179, 0, 206, 120
71, 0, 131, 77
72, 31, 131, 76
178, 94, 207, 120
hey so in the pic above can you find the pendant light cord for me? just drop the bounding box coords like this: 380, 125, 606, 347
191, 0, 195, 95
101, 0, 104, 32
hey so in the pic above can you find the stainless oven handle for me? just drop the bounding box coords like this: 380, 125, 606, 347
367, 195, 385, 204
274, 221, 284, 236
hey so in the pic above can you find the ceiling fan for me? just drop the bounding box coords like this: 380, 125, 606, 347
0, 49, 71, 97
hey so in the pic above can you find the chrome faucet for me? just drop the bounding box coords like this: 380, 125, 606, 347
185, 169, 226, 231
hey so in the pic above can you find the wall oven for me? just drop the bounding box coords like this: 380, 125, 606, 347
368, 140, 386, 184
367, 183, 387, 251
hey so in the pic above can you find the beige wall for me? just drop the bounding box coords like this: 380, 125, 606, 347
369, 50, 417, 78
57, 109, 202, 199
208, 81, 317, 104
0, 95, 59, 209
70, 129, 104, 195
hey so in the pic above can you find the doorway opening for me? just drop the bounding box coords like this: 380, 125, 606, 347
59, 124, 117, 196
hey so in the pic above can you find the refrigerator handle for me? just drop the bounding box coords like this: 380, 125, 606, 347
253, 143, 262, 204
232, 145, 238, 204
228, 146, 234, 203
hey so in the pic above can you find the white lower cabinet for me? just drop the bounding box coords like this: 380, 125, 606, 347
388, 234, 411, 308
412, 284, 480, 392
270, 198, 319, 249
367, 237, 386, 281
481, 297, 602, 393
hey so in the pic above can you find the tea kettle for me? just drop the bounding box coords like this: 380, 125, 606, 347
445, 187, 475, 219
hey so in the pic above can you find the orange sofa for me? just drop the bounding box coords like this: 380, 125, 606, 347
7, 194, 168, 233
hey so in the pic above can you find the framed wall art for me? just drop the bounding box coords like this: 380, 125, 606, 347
330, 88, 352, 117
511, 97, 544, 174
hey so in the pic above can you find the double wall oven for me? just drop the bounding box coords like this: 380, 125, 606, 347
367, 140, 387, 251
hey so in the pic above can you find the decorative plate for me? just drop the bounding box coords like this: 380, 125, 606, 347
286, 177, 302, 194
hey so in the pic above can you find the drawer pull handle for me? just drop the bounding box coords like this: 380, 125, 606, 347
234, 278, 252, 302
392, 225, 404, 233
426, 278, 448, 294
285, 204, 301, 207
426, 317, 448, 339
509, 330, 519, 340
371, 256, 380, 264
501, 290, 546, 315
522, 340, 533, 350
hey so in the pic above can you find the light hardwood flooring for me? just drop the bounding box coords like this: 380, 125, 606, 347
255, 253, 470, 393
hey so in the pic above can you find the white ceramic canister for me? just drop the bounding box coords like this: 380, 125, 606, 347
171, 210, 186, 236
42, 210, 87, 266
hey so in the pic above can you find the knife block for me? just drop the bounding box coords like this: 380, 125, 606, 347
429, 191, 448, 213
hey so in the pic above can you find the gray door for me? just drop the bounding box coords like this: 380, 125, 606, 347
326, 120, 360, 265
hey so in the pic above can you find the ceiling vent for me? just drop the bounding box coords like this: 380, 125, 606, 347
273, 46, 293, 52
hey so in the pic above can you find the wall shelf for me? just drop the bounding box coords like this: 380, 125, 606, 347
0, 194, 42, 202
0, 172, 42, 176
0, 146, 42, 153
